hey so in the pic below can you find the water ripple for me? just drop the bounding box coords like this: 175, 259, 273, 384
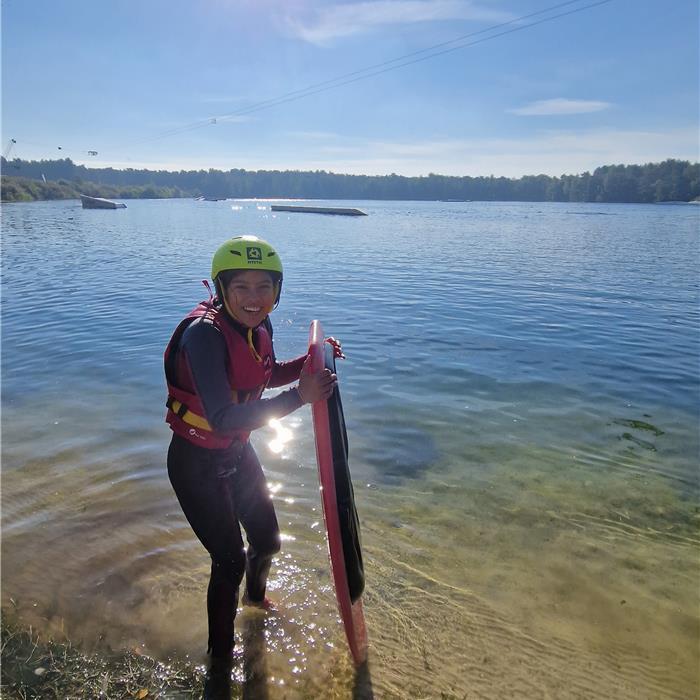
2, 199, 698, 697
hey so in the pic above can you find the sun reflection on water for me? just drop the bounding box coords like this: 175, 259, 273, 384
268, 418, 294, 454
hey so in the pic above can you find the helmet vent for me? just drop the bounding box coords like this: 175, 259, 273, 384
230, 250, 242, 256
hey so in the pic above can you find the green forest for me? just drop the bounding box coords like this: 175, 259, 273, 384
0, 175, 184, 203
2, 157, 698, 204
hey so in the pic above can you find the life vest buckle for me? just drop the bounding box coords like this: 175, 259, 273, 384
166, 396, 189, 419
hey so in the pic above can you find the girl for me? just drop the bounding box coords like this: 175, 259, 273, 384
164, 235, 340, 680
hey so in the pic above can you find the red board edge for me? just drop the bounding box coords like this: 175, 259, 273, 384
308, 320, 368, 666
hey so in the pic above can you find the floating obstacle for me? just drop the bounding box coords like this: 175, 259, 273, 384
271, 205, 366, 216
80, 195, 126, 209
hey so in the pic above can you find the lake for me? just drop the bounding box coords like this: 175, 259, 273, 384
2, 198, 698, 698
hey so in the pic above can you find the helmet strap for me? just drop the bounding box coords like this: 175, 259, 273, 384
216, 274, 268, 362
271, 280, 282, 310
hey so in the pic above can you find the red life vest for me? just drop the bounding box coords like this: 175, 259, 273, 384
164, 299, 273, 449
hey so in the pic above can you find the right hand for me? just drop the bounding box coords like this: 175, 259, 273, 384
298, 355, 337, 404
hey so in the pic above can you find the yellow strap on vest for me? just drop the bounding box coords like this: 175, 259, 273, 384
221, 295, 265, 364
170, 400, 213, 431
247, 327, 263, 363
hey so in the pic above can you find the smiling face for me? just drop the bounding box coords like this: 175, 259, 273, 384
224, 269, 276, 328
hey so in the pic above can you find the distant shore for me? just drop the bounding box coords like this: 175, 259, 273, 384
2, 157, 699, 205
2, 185, 698, 206
0, 176, 185, 204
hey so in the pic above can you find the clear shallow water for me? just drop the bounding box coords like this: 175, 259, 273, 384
2, 198, 699, 698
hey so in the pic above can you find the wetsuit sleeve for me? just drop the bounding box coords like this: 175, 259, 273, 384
181, 321, 304, 433
268, 354, 307, 388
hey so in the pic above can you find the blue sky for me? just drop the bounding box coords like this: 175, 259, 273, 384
2, 0, 698, 177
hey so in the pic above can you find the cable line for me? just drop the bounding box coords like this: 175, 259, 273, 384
124, 0, 592, 141
120, 0, 614, 149
10, 0, 614, 161
229, 0, 614, 120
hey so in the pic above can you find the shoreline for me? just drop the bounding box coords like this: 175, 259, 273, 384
3, 157, 699, 204
1, 614, 207, 699
2, 194, 699, 205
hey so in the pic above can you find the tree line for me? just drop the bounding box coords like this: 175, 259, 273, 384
2, 157, 698, 203
1, 175, 185, 203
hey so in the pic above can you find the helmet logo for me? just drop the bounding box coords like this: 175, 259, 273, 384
246, 246, 262, 264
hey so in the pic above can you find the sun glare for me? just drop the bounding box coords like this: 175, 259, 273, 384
268, 418, 293, 454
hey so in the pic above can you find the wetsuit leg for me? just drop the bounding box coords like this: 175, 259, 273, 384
167, 435, 247, 658
233, 443, 281, 603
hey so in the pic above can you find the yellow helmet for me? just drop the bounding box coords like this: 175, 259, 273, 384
211, 236, 283, 309
211, 235, 283, 279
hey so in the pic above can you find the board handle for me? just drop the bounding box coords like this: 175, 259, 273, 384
307, 319, 325, 374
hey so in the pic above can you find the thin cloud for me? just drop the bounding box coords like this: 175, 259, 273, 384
81, 127, 697, 178
284, 1, 514, 45
509, 98, 612, 116
240, 126, 698, 176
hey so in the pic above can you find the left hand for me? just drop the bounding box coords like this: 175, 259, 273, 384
325, 336, 345, 359
298, 355, 337, 403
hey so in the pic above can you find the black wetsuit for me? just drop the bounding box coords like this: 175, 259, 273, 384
166, 312, 305, 659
